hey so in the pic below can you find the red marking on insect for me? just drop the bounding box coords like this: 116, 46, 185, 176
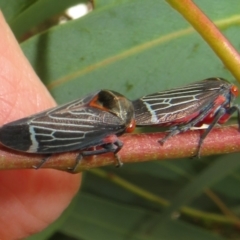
231, 85, 239, 97
198, 95, 227, 125
88, 94, 110, 112
125, 119, 136, 133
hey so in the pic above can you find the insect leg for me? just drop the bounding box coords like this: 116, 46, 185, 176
158, 126, 182, 145
102, 139, 123, 167
229, 105, 240, 131
159, 103, 215, 145
81, 140, 123, 167
69, 139, 124, 172
196, 105, 240, 158
68, 148, 111, 173
32, 154, 51, 169
68, 154, 83, 172
196, 107, 226, 158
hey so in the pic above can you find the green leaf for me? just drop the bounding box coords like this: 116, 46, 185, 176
60, 193, 225, 240
212, 169, 240, 199
9, 0, 87, 39
95, 0, 120, 9
20, 0, 240, 105
160, 153, 240, 220
0, 0, 37, 21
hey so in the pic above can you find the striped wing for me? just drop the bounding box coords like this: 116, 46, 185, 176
0, 94, 125, 153
133, 78, 231, 125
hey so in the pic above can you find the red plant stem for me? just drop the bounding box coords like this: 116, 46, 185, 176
166, 0, 240, 82
0, 125, 239, 172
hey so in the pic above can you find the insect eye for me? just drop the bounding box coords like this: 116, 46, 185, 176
231, 85, 239, 97
125, 119, 136, 133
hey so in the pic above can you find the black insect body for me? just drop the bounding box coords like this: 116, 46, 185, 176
0, 90, 135, 171
133, 78, 240, 156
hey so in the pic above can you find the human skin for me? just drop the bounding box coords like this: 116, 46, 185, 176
0, 12, 81, 239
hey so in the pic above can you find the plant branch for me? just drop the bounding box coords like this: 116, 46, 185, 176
0, 125, 239, 172
166, 0, 240, 82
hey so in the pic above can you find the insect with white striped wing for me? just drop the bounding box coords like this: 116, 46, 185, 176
0, 90, 135, 171
133, 77, 240, 156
